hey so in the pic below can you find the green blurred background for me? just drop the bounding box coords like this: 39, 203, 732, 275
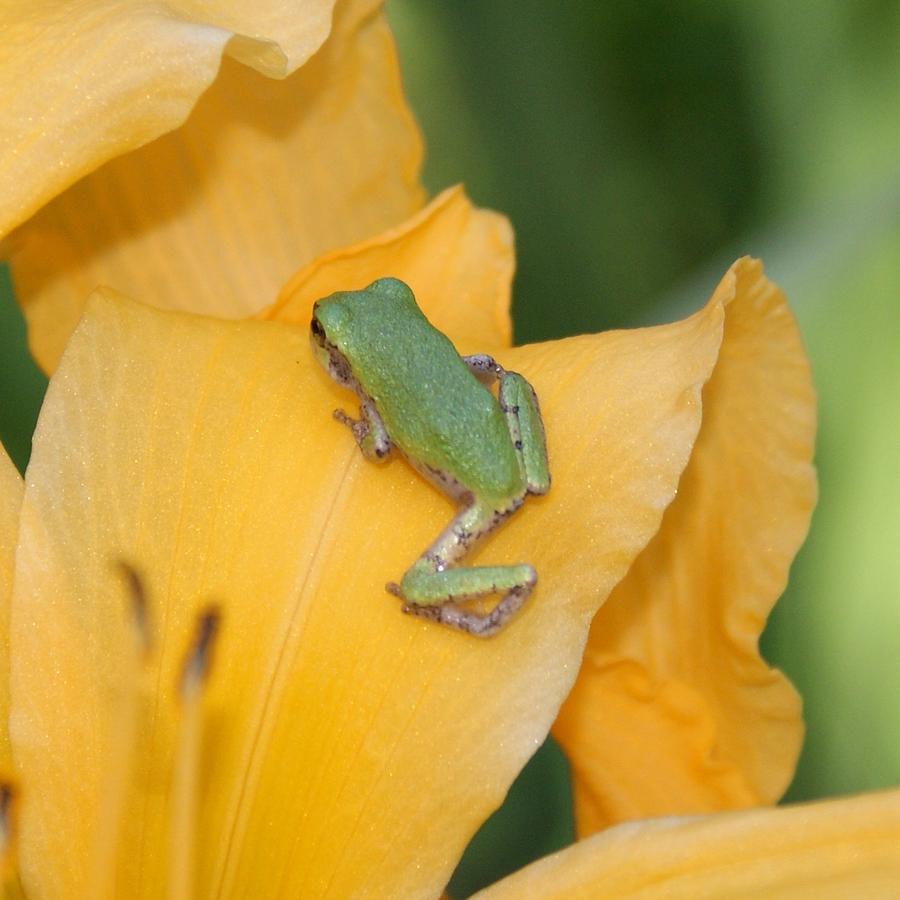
1, 1, 898, 896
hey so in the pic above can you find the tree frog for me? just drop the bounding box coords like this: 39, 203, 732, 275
310, 278, 550, 637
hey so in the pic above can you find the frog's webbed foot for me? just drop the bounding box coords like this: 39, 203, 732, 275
393, 569, 536, 638
334, 399, 391, 461
390, 500, 537, 637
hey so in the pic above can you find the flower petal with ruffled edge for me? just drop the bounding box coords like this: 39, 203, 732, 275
262, 185, 514, 352
474, 788, 900, 899
554, 258, 816, 834
0, 446, 22, 770
4, 0, 424, 371
9, 262, 724, 895
0, 0, 333, 236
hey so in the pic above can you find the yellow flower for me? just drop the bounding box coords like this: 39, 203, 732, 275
1, 0, 424, 373
0, 0, 898, 896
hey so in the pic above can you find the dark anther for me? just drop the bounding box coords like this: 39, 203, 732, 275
0, 782, 15, 820
180, 605, 222, 697
0, 780, 17, 846
114, 560, 151, 656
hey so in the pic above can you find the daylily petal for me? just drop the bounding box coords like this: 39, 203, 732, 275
475, 788, 900, 899
0, 444, 22, 769
0, 0, 334, 236
5, 0, 424, 372
554, 258, 816, 834
262, 185, 514, 351
10, 279, 722, 895
0, 442, 20, 619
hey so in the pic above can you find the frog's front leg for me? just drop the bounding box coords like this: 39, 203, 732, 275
463, 355, 551, 496
387, 499, 536, 637
334, 399, 391, 461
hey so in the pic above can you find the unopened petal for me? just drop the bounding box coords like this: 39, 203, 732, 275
555, 258, 816, 834
10, 281, 721, 896
263, 185, 513, 350
6, 0, 423, 371
476, 788, 900, 899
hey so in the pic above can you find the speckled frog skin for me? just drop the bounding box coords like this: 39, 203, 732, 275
311, 277, 550, 636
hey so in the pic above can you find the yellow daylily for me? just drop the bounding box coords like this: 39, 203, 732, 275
0, 0, 897, 895
9, 217, 722, 894
2, 242, 899, 896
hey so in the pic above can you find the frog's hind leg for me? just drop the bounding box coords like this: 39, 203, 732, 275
388, 500, 536, 637
497, 372, 550, 496
462, 353, 504, 384
462, 355, 550, 496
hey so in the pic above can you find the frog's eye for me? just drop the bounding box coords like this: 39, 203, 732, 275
310, 316, 325, 341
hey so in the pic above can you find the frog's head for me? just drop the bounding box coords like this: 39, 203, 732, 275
310, 295, 354, 387
310, 278, 418, 385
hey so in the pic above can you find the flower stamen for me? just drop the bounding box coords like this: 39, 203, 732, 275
87, 562, 151, 899
117, 560, 152, 660
179, 607, 221, 701
169, 606, 221, 900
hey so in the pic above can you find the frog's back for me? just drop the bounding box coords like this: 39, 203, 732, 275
318, 279, 522, 501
